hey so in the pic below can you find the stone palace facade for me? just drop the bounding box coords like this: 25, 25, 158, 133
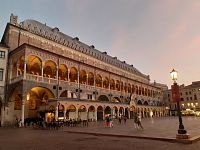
0, 14, 168, 126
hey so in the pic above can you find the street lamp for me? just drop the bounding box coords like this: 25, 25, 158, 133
170, 69, 189, 139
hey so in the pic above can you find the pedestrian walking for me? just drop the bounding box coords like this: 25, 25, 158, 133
137, 114, 144, 130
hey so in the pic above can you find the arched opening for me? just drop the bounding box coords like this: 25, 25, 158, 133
97, 106, 103, 121
98, 95, 109, 101
144, 101, 148, 105
60, 90, 68, 98
88, 106, 96, 121
124, 83, 127, 93
104, 106, 111, 115
125, 107, 129, 118
27, 87, 55, 119
112, 97, 120, 103
128, 84, 131, 93
132, 85, 135, 94
110, 79, 115, 90
137, 100, 142, 105
58, 64, 68, 81
66, 105, 76, 120
69, 67, 78, 82
135, 86, 138, 95
119, 107, 124, 116
58, 104, 65, 119
116, 80, 120, 91
121, 82, 124, 92
103, 77, 109, 89
79, 70, 87, 84
129, 106, 135, 119
96, 74, 102, 87
43, 60, 57, 78
27, 55, 42, 76
78, 105, 87, 120
113, 106, 118, 118
18, 56, 25, 75
88, 72, 94, 86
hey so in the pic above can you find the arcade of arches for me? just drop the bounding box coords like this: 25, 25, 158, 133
10, 86, 166, 123
12, 55, 161, 99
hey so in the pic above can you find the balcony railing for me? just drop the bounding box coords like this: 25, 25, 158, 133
10, 74, 157, 100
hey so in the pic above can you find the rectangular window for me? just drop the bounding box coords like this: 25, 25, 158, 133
0, 69, 3, 81
87, 94, 92, 100
0, 51, 5, 58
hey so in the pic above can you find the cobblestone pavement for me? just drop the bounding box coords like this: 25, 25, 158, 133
64, 116, 200, 140
0, 116, 200, 150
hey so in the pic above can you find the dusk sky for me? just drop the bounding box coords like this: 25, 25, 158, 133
1, 0, 200, 88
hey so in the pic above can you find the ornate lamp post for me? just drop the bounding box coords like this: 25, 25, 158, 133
170, 69, 189, 139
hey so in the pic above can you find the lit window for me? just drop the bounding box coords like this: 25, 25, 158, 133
187, 103, 190, 106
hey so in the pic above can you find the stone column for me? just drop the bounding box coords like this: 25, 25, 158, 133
94, 110, 97, 121
86, 74, 88, 85
68, 68, 70, 81
102, 108, 105, 120
117, 109, 119, 118
64, 109, 66, 120
42, 62, 44, 82
21, 100, 25, 126
128, 109, 130, 119
55, 106, 58, 121
23, 61, 27, 79
75, 109, 78, 120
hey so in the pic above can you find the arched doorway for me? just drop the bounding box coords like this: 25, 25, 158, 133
113, 106, 118, 118
58, 105, 65, 120
88, 106, 95, 121
119, 107, 124, 116
97, 106, 103, 121
26, 87, 55, 119
129, 106, 135, 119
78, 105, 87, 120
125, 107, 129, 118
66, 105, 76, 120
104, 106, 111, 116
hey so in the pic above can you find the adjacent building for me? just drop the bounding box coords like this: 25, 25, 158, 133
0, 14, 168, 126
167, 81, 200, 116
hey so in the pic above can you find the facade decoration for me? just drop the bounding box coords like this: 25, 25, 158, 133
0, 14, 168, 126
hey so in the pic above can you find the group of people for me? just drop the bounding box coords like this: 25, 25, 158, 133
105, 113, 144, 130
